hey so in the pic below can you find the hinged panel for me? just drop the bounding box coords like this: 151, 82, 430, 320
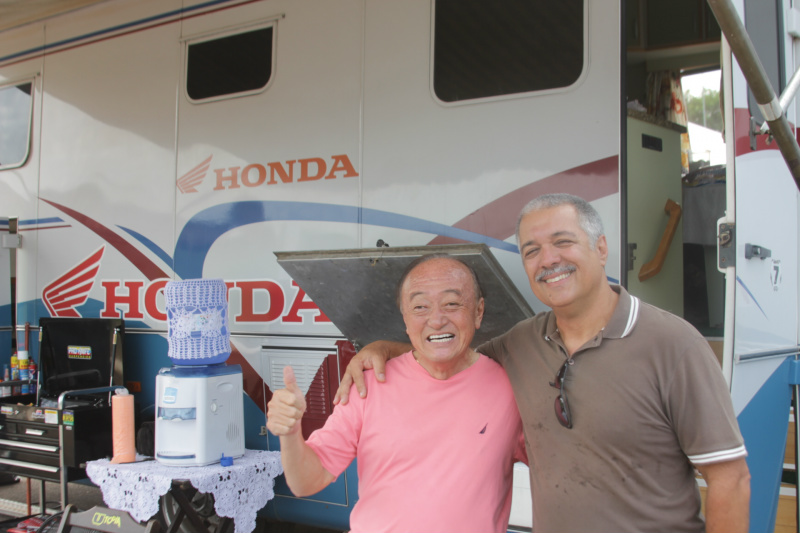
276, 244, 533, 350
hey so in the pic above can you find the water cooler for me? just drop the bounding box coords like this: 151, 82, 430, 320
155, 279, 245, 466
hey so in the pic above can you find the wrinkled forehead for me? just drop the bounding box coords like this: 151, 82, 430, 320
401, 259, 477, 302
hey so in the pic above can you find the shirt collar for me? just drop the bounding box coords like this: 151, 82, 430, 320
543, 284, 640, 341
598, 284, 640, 339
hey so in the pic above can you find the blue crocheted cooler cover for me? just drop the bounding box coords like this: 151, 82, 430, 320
164, 278, 231, 365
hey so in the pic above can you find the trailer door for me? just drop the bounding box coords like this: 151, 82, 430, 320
727, 144, 799, 533
724, 2, 800, 529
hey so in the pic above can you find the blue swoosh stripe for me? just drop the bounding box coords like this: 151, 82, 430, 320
736, 275, 768, 319
173, 201, 517, 280
118, 225, 174, 270
18, 217, 65, 226
359, 207, 517, 252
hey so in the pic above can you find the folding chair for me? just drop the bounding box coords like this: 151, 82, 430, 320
54, 504, 161, 533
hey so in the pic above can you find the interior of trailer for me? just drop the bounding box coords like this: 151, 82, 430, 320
624, 0, 726, 347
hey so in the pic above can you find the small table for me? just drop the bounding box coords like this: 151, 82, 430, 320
86, 450, 282, 533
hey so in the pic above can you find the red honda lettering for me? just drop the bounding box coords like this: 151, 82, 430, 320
297, 158, 327, 182
241, 164, 267, 187
325, 154, 359, 179
267, 161, 296, 185
235, 281, 285, 322
283, 281, 332, 323
101, 281, 144, 319
213, 167, 241, 190
144, 279, 169, 321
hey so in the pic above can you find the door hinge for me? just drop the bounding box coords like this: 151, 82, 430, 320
718, 223, 735, 269
627, 243, 638, 271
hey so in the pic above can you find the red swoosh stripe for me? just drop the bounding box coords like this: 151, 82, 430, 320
227, 344, 269, 414
41, 198, 168, 281
428, 156, 619, 245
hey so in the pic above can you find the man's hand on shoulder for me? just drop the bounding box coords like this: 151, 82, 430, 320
333, 340, 411, 405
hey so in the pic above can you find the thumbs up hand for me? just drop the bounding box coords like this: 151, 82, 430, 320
267, 366, 308, 437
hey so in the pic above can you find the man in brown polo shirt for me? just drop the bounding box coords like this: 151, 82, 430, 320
335, 193, 751, 533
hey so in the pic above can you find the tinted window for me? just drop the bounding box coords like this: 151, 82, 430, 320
0, 82, 32, 169
434, 0, 584, 102
187, 27, 273, 100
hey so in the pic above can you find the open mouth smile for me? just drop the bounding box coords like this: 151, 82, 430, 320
545, 272, 571, 284
427, 333, 455, 343
536, 265, 577, 284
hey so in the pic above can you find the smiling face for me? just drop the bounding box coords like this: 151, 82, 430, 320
518, 204, 609, 314
400, 257, 484, 378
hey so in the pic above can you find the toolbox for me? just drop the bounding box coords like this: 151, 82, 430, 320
0, 318, 124, 495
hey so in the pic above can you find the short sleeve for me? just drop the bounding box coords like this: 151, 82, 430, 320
667, 334, 746, 465
477, 336, 505, 365
305, 385, 365, 478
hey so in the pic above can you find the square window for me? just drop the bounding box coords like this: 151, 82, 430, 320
187, 27, 274, 101
0, 81, 32, 169
433, 0, 584, 102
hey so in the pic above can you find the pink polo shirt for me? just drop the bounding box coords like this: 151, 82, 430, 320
306, 352, 527, 533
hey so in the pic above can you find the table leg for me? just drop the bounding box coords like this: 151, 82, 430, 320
165, 505, 187, 533
38, 480, 46, 515
169, 485, 212, 533
213, 517, 232, 533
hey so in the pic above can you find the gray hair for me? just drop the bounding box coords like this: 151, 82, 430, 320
515, 193, 605, 249
395, 253, 483, 309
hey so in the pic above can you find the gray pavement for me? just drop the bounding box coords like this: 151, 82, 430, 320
0, 476, 100, 517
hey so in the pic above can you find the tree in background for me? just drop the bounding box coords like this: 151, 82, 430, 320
684, 88, 723, 132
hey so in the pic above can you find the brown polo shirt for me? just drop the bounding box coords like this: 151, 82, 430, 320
480, 285, 745, 533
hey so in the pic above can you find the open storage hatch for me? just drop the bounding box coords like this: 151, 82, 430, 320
275, 243, 533, 349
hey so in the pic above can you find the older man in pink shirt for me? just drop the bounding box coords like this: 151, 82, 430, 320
267, 254, 527, 533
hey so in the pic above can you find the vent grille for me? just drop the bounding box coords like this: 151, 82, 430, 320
269, 356, 325, 393
227, 420, 240, 442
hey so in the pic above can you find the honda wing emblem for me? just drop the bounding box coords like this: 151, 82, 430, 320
177, 155, 212, 193
42, 247, 105, 317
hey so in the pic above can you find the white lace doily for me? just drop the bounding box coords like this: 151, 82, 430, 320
86, 450, 282, 533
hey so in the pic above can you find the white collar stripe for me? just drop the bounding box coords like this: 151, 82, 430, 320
620, 295, 639, 338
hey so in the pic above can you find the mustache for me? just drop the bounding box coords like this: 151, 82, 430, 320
535, 264, 576, 282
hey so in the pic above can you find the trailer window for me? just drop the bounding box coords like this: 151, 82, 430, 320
0, 81, 32, 170
433, 0, 584, 102
186, 26, 274, 101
